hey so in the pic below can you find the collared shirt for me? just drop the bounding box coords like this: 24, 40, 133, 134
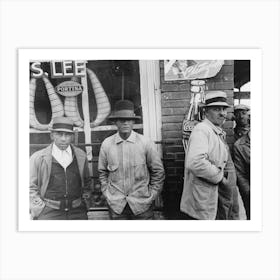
234, 125, 250, 141
30, 144, 92, 219
98, 130, 165, 215
52, 143, 73, 169
205, 117, 227, 141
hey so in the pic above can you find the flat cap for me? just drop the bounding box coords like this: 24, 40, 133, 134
234, 104, 250, 111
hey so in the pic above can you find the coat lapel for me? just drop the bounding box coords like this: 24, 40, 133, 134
72, 145, 85, 187
41, 144, 53, 197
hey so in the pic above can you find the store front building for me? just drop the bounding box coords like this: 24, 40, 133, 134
29, 59, 248, 219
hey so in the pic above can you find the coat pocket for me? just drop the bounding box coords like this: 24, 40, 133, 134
133, 156, 148, 182
107, 164, 120, 183
192, 177, 217, 213
31, 201, 46, 219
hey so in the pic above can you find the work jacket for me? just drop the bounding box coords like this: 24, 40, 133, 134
98, 131, 165, 215
30, 144, 91, 218
233, 132, 250, 195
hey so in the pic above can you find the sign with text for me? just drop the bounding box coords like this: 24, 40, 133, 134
30, 60, 87, 78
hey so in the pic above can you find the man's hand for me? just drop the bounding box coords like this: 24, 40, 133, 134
82, 191, 91, 200
221, 176, 231, 188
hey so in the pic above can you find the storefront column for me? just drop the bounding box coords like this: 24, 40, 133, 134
139, 60, 162, 154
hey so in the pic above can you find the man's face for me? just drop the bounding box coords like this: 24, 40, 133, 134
205, 106, 228, 127
51, 131, 73, 150
115, 119, 134, 136
234, 109, 250, 126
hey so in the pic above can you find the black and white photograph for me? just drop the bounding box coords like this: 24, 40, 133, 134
28, 59, 250, 221
18, 49, 261, 231
1, 1, 280, 280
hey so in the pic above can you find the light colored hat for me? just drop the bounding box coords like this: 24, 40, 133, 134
234, 104, 250, 111
108, 100, 141, 120
50, 117, 74, 133
204, 91, 230, 107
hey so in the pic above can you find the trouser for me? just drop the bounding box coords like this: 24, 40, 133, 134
240, 190, 250, 220
108, 203, 154, 220
216, 184, 233, 220
180, 212, 198, 220
216, 185, 240, 220
229, 186, 240, 220
37, 202, 88, 220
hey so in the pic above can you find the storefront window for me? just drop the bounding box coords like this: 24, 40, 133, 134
29, 60, 161, 209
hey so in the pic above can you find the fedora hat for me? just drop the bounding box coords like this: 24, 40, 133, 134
50, 117, 74, 133
108, 100, 141, 120
204, 91, 230, 107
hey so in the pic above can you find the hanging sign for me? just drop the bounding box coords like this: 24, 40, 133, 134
164, 60, 224, 81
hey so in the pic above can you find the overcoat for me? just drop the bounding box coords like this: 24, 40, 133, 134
180, 118, 228, 220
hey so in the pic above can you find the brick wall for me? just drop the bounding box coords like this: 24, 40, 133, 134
159, 60, 234, 219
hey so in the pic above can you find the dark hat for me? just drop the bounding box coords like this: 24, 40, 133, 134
234, 104, 250, 111
50, 117, 74, 133
204, 91, 230, 107
108, 100, 141, 120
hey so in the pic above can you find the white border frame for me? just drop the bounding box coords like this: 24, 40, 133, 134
18, 49, 262, 232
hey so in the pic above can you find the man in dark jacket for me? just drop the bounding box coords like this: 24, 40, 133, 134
234, 104, 250, 140
233, 130, 250, 219
30, 117, 91, 220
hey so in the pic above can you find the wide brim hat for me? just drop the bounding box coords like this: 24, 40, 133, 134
108, 99, 141, 120
49, 117, 74, 133
203, 90, 230, 107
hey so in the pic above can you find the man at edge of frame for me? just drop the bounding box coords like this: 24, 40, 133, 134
30, 117, 91, 220
180, 91, 237, 220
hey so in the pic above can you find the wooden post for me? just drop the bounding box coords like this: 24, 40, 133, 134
80, 61, 93, 177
